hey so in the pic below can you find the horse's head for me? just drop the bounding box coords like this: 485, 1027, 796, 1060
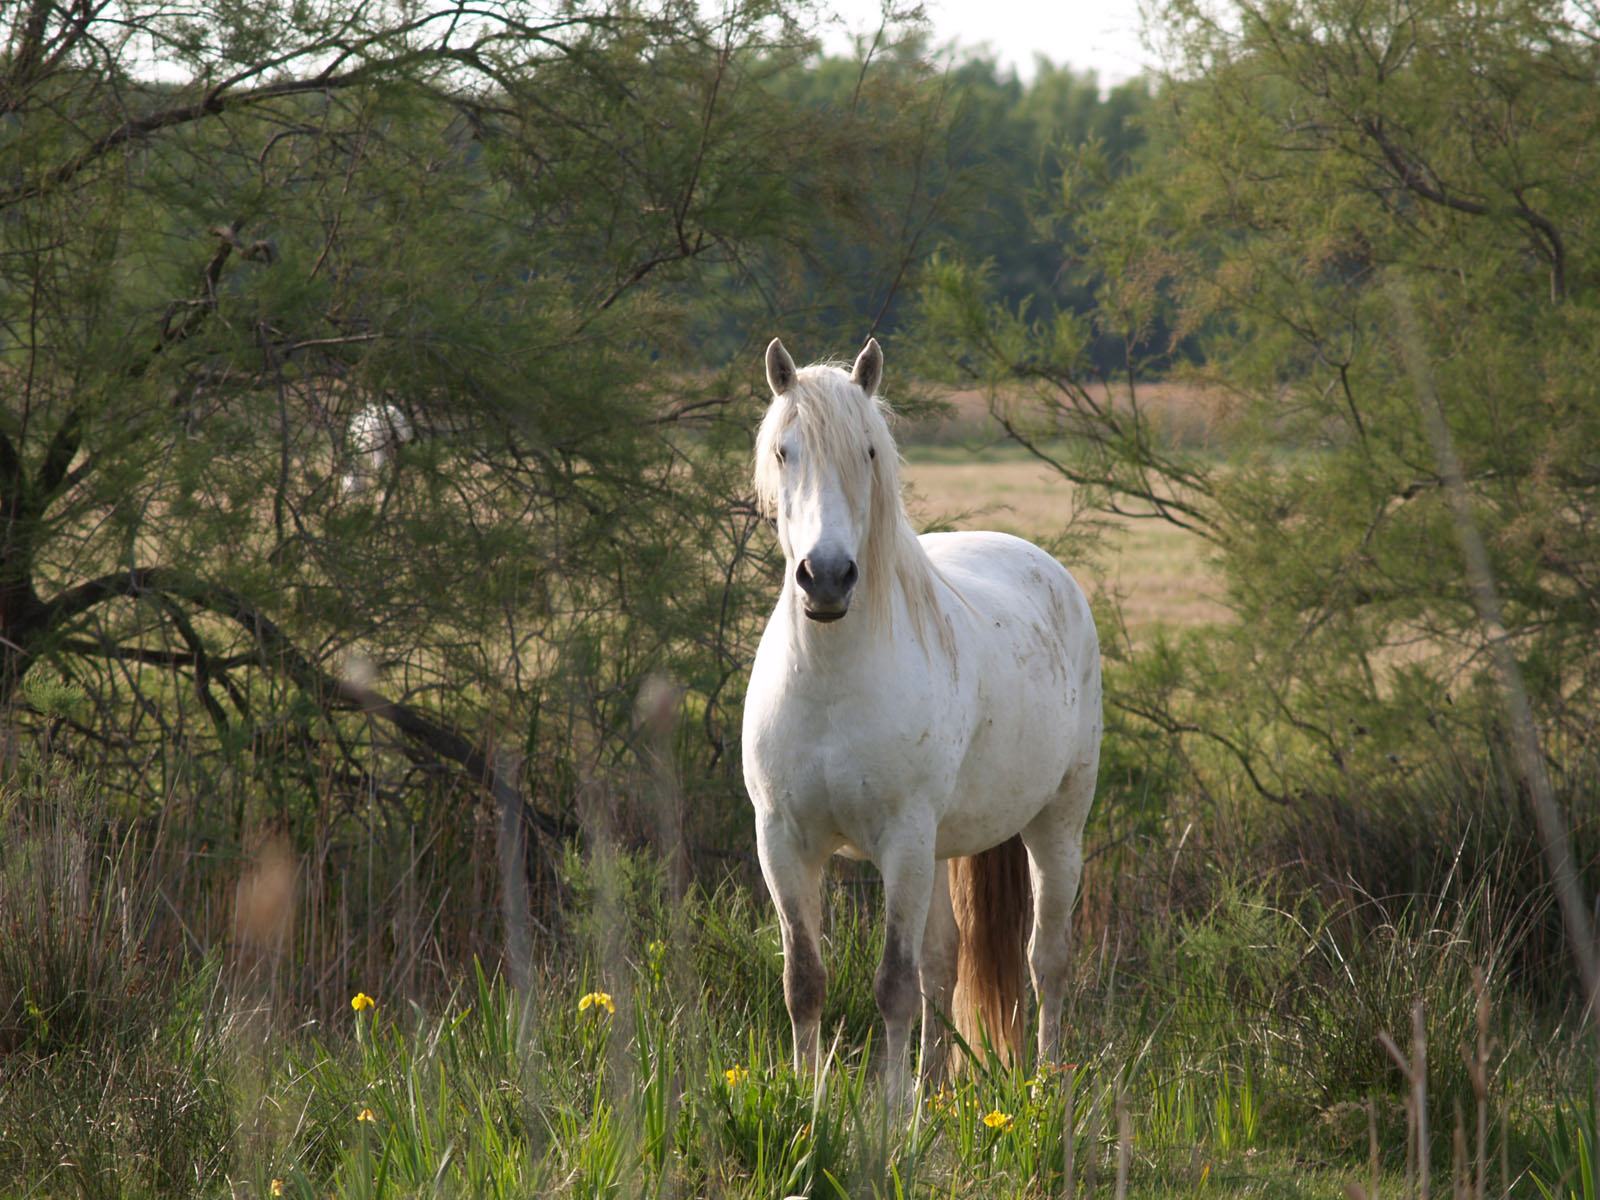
754, 337, 892, 624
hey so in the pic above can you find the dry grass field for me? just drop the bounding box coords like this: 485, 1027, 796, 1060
902, 454, 1228, 634
904, 381, 1240, 452
897, 382, 1232, 635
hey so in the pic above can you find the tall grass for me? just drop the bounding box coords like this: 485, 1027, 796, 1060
2, 755, 1591, 1199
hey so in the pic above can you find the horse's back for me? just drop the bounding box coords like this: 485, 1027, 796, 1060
921, 530, 1100, 826
922, 530, 1096, 664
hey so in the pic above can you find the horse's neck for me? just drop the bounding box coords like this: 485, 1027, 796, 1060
880, 515, 946, 641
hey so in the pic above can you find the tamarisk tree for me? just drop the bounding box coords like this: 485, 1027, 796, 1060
0, 0, 953, 892
919, 0, 1600, 800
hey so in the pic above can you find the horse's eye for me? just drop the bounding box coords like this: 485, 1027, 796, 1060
868, 446, 876, 460
776, 447, 787, 465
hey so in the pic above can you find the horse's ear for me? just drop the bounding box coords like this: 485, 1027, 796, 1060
766, 338, 798, 395
851, 337, 883, 396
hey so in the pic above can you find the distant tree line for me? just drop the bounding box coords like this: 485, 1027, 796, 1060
774, 45, 1155, 370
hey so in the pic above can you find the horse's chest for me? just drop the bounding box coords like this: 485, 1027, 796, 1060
756, 702, 958, 794
746, 677, 963, 834
780, 737, 955, 860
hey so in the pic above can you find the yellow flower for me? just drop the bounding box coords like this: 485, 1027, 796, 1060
270, 1182, 283, 1197
350, 992, 375, 1012
578, 990, 615, 1015
357, 1108, 375, 1123
982, 1108, 1014, 1132
724, 1064, 749, 1087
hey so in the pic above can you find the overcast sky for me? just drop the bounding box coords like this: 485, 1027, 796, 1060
820, 0, 1159, 82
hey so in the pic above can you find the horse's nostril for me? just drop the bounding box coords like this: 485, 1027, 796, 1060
842, 560, 858, 589
796, 560, 815, 593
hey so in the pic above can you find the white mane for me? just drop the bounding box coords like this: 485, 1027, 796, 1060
753, 362, 944, 640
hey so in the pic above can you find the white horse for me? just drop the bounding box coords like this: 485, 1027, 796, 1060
341, 402, 413, 496
742, 337, 1101, 1092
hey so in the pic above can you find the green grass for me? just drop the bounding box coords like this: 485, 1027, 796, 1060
0, 949, 1347, 1199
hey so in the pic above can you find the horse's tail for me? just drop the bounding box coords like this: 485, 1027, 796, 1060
949, 834, 1030, 1067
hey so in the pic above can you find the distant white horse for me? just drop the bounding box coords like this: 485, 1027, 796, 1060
742, 337, 1101, 1093
341, 403, 413, 496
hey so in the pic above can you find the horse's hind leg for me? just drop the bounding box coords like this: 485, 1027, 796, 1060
755, 816, 827, 1073
1020, 764, 1096, 1066
917, 861, 958, 1085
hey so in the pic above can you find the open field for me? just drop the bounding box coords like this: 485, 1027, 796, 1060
901, 442, 1231, 635
901, 382, 1239, 452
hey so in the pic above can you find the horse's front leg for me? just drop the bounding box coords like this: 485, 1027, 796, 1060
876, 829, 937, 1103
755, 815, 827, 1073
917, 861, 958, 1085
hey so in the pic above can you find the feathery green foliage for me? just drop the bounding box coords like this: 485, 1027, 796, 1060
916, 0, 1600, 897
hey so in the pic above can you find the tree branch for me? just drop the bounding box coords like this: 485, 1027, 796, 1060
2, 61, 414, 209
45, 566, 574, 843
1361, 117, 1568, 300
35, 406, 82, 502
1109, 694, 1291, 805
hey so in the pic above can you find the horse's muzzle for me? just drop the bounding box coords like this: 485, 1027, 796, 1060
796, 554, 857, 621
